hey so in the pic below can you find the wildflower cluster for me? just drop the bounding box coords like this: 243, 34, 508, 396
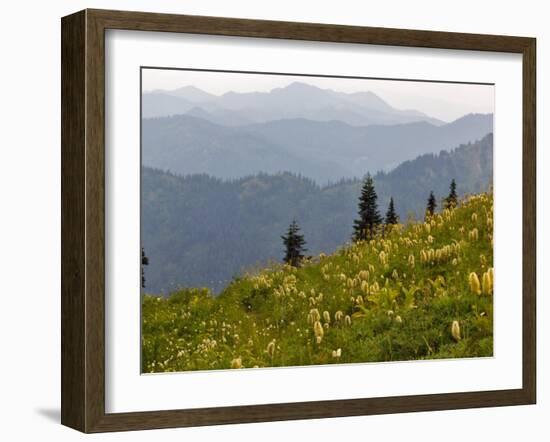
142, 191, 494, 373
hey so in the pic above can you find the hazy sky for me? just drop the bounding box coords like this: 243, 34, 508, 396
142, 68, 494, 122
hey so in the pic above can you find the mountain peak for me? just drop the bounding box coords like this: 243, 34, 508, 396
144, 81, 447, 127
342, 90, 394, 112
447, 113, 493, 127
170, 85, 215, 103
271, 81, 325, 95
175, 85, 205, 93
284, 81, 322, 90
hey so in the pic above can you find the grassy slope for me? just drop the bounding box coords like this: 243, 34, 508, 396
142, 192, 493, 373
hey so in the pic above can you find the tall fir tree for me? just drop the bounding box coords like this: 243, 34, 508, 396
444, 179, 458, 209
141, 247, 149, 289
281, 219, 307, 267
385, 197, 399, 225
353, 173, 382, 241
426, 191, 437, 218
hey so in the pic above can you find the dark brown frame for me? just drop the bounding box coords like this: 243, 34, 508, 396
61, 8, 536, 433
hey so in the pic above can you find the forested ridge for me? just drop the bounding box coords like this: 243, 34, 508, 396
142, 112, 493, 183
142, 134, 493, 294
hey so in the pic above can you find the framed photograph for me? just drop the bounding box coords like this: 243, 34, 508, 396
61, 9, 536, 433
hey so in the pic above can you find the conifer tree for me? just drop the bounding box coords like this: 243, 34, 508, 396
353, 173, 382, 241
444, 179, 458, 209
385, 197, 399, 225
141, 247, 149, 289
281, 219, 307, 267
426, 191, 437, 218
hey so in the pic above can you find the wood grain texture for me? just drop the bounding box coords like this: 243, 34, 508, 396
88, 8, 533, 52
61, 10, 86, 432
522, 38, 537, 403
61, 8, 537, 433
85, 9, 107, 432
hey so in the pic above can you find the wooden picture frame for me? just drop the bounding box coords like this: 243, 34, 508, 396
61, 8, 536, 433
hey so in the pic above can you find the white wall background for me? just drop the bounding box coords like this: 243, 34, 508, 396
0, 0, 546, 440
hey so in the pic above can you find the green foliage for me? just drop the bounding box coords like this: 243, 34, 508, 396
141, 247, 149, 289
282, 219, 307, 267
426, 191, 437, 218
445, 179, 458, 209
353, 173, 382, 241
142, 191, 494, 372
385, 197, 399, 225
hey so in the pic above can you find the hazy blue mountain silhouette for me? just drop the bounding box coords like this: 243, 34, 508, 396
142, 112, 492, 184
142, 114, 349, 181
142, 82, 444, 126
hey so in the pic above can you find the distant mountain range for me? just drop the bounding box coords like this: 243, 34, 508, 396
142, 112, 493, 184
142, 134, 493, 294
142, 82, 444, 127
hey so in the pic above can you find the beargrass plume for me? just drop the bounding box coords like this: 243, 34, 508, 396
142, 191, 493, 373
